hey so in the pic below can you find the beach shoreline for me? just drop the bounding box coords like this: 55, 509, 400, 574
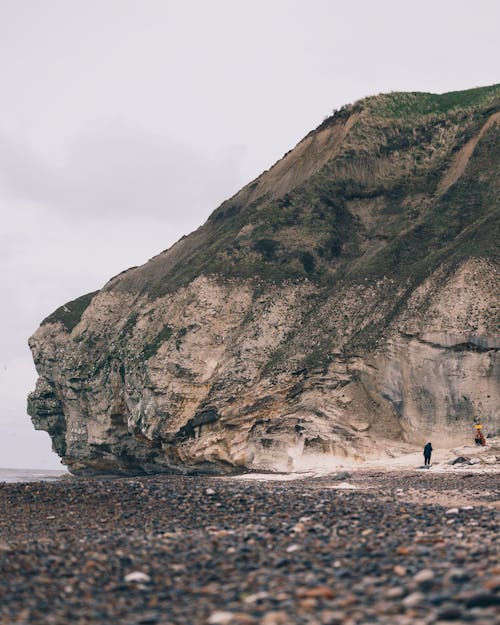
1, 468, 498, 625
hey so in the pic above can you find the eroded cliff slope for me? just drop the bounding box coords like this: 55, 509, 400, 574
28, 85, 500, 474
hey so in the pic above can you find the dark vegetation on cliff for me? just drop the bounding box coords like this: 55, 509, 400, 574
42, 291, 99, 331
41, 84, 499, 342
93, 84, 499, 356
112, 83, 499, 297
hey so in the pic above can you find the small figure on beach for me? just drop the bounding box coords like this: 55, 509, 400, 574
423, 442, 433, 467
474, 423, 486, 446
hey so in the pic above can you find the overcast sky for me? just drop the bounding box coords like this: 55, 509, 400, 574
1, 0, 498, 470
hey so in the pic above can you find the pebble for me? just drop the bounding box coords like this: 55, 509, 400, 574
318, 609, 345, 624
134, 611, 161, 624
124, 571, 151, 583
445, 507, 459, 514
286, 544, 300, 553
445, 568, 470, 583
402, 592, 425, 608
260, 611, 289, 625
465, 592, 500, 608
331, 471, 352, 481
0, 471, 497, 625
385, 587, 405, 599
243, 591, 269, 604
413, 569, 435, 586
436, 605, 464, 620
484, 576, 500, 591
296, 586, 335, 599
208, 611, 237, 625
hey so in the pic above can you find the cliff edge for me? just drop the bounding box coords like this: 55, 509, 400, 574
28, 85, 500, 474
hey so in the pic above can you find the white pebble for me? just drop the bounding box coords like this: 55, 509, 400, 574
124, 571, 151, 583
205, 488, 216, 495
445, 507, 459, 515
244, 591, 270, 604
386, 586, 404, 598
402, 591, 425, 608
413, 569, 434, 583
207, 611, 235, 625
286, 544, 301, 553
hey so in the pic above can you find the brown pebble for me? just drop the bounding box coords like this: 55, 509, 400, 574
297, 586, 335, 599
260, 611, 289, 625
484, 576, 500, 591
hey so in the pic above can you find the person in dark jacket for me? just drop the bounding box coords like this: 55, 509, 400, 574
423, 442, 433, 466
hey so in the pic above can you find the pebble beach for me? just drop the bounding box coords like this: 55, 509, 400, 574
0, 470, 499, 625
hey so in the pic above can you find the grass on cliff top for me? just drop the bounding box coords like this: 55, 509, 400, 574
42, 292, 98, 332
365, 83, 500, 120
43, 84, 499, 331
146, 89, 498, 300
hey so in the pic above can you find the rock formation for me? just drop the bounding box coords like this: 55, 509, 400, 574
28, 85, 500, 475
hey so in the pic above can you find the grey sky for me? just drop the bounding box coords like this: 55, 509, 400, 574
1, 0, 498, 469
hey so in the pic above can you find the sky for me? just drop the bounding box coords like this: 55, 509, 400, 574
1, 0, 498, 469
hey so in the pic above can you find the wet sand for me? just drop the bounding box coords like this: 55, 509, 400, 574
0, 471, 498, 625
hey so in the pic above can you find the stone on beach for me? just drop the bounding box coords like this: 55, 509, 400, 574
124, 571, 151, 583
0, 471, 498, 625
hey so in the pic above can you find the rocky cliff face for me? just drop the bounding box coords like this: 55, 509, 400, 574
28, 85, 500, 475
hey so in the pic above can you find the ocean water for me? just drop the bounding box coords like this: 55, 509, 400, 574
0, 468, 68, 483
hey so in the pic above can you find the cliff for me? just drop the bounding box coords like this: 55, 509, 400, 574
28, 85, 500, 475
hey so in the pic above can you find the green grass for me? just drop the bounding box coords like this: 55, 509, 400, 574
366, 84, 500, 120
45, 84, 499, 376
142, 325, 174, 360
42, 292, 98, 332
119, 313, 139, 338
126, 85, 498, 305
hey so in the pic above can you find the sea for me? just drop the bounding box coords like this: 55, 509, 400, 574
0, 468, 68, 483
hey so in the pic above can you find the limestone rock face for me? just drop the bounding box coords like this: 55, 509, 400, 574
28, 86, 500, 474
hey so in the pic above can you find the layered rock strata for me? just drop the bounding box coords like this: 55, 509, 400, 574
28, 85, 500, 474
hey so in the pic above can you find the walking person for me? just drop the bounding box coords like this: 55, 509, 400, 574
423, 442, 433, 467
